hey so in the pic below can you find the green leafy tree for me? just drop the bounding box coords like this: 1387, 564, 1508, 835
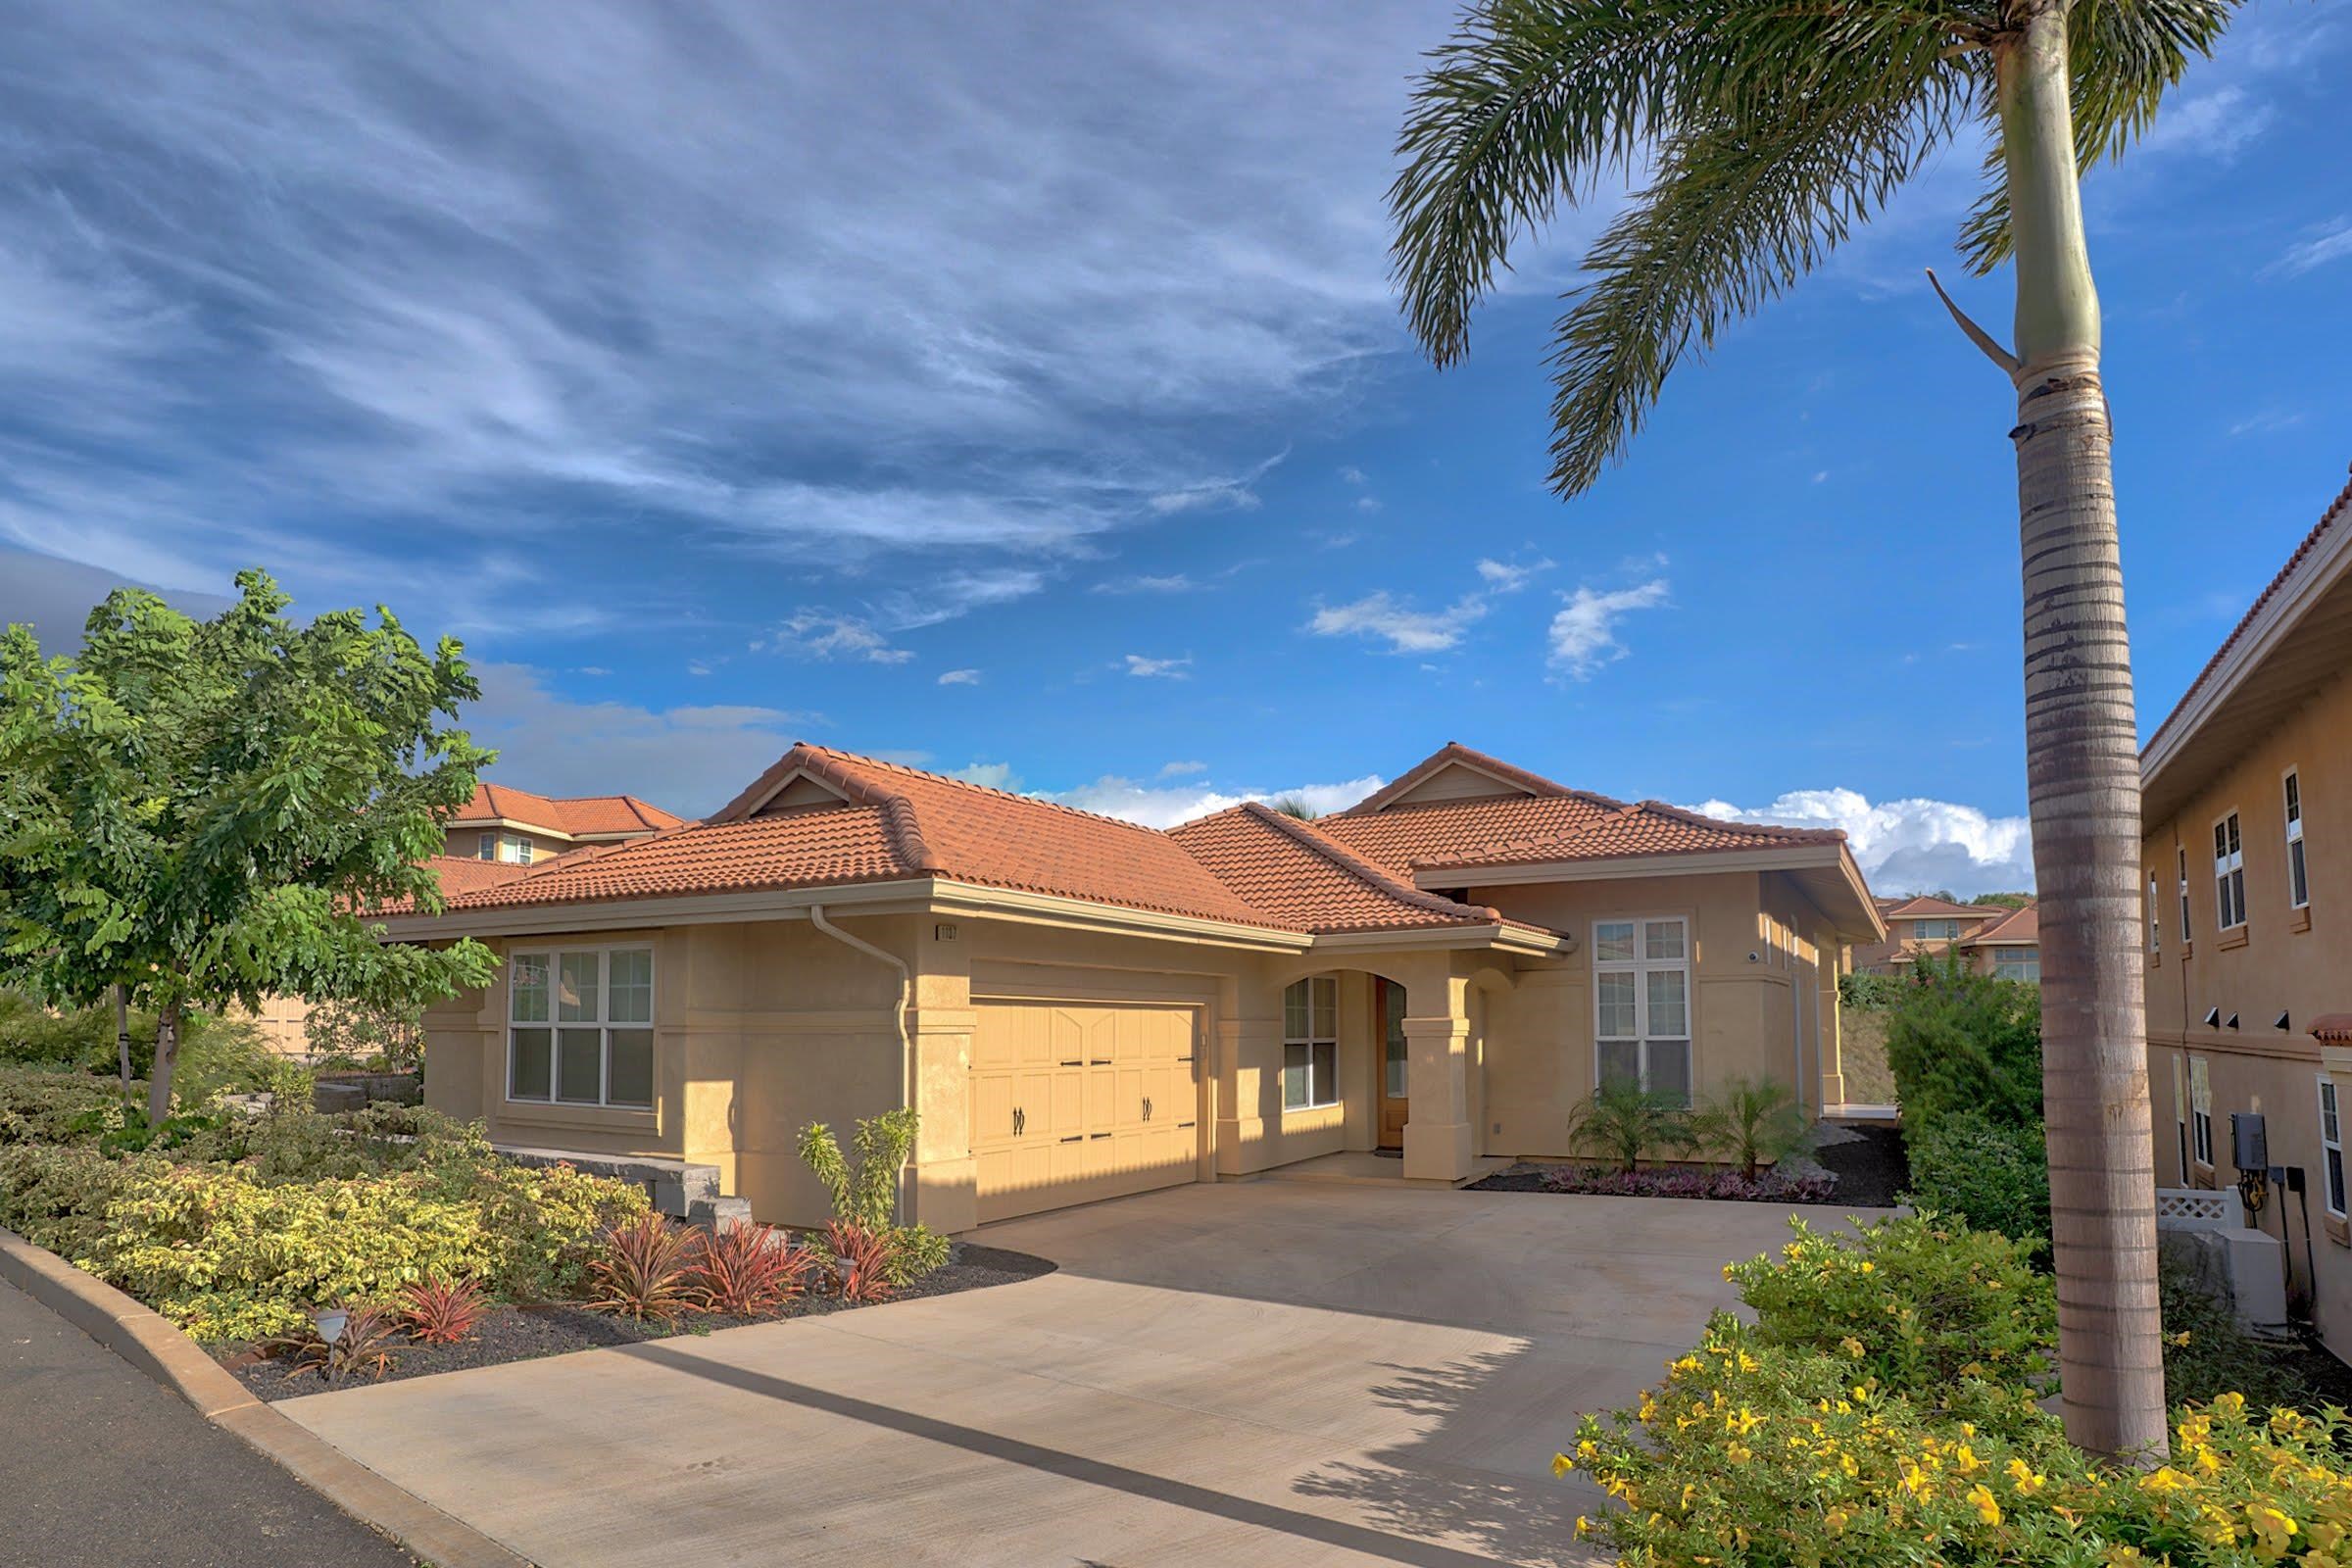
1884, 951, 2045, 1129
0, 572, 496, 1122
1388, 0, 2230, 1455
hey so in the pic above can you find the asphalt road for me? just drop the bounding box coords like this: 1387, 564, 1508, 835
0, 1277, 417, 1568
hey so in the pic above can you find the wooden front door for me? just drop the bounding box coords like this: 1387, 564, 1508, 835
1376, 978, 1408, 1149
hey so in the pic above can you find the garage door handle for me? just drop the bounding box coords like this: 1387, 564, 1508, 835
1091, 1058, 1111, 1065
1012, 1107, 1024, 1137
1060, 1059, 1083, 1066
1090, 1132, 1111, 1141
1178, 1120, 1196, 1129
1060, 1134, 1083, 1144
1143, 1098, 1152, 1121
1177, 1054, 1195, 1063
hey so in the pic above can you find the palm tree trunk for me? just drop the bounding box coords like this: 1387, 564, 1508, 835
1998, 1, 2166, 1459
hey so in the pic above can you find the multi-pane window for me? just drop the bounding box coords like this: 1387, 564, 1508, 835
2190, 1055, 2214, 1167
2172, 1054, 2191, 1185
1912, 918, 1962, 941
1992, 947, 2040, 983
2286, 771, 2309, 909
509, 947, 655, 1108
2178, 846, 2192, 942
478, 832, 534, 865
2321, 1077, 2347, 1219
1593, 916, 1691, 1105
2147, 872, 2161, 954
1282, 976, 1339, 1110
2213, 812, 2246, 930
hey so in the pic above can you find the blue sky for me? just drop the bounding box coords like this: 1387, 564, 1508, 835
3, 1, 2347, 897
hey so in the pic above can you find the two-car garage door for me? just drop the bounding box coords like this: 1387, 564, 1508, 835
970, 1001, 1201, 1224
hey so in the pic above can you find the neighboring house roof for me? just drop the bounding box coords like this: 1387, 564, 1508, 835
1165, 803, 1521, 935
449, 783, 690, 840
437, 744, 1287, 931
1875, 895, 2003, 921
419, 855, 534, 898
1963, 903, 2039, 947
2143, 466, 2352, 824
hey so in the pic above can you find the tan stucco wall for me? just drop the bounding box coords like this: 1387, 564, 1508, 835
416, 866, 1858, 1229
2142, 662, 2352, 1354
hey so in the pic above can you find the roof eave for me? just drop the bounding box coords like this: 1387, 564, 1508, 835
1311, 922, 1572, 956
1413, 843, 1885, 943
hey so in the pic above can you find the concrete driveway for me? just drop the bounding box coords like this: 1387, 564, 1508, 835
279, 1183, 1873, 1567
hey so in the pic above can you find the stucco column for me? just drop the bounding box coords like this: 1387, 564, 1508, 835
1215, 970, 1277, 1176
1401, 972, 1476, 1183
905, 919, 978, 1234
1815, 943, 1846, 1108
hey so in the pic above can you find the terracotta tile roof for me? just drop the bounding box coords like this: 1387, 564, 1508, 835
450, 783, 688, 838
1166, 804, 1514, 934
1876, 895, 2003, 920
1339, 742, 1586, 815
1317, 790, 1841, 877
2148, 466, 2352, 757
1961, 903, 2039, 946
441, 745, 1286, 930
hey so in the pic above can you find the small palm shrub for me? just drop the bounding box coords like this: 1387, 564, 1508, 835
587, 1214, 698, 1322
821, 1219, 901, 1304
1564, 1079, 1688, 1171
398, 1275, 487, 1344
689, 1223, 813, 1316
1688, 1077, 1810, 1180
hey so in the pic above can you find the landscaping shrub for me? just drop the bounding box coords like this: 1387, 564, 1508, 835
1541, 1164, 1834, 1202
2159, 1250, 2318, 1412
797, 1110, 950, 1285
820, 1218, 901, 1304
689, 1223, 814, 1316
1882, 952, 2043, 1127
260, 1304, 403, 1385
0, 1141, 142, 1261
1688, 1077, 1811, 1179
0, 1063, 140, 1146
588, 1214, 699, 1322
1563, 1079, 1690, 1172
0, 992, 272, 1087
1836, 970, 1908, 1012
1901, 1108, 2053, 1255
398, 1275, 487, 1345
1563, 1214, 2352, 1565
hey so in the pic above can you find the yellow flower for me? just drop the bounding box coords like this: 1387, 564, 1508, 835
2005, 1457, 2047, 1494
2246, 1504, 2298, 1553
1727, 1442, 1752, 1463
1824, 1505, 1852, 1536
1860, 1260, 1876, 1274
2139, 1466, 2190, 1495
2215, 1392, 2247, 1417
1725, 1262, 1739, 1280
2172, 1330, 2193, 1347
1851, 1385, 1872, 1404
1967, 1484, 2002, 1527
1551, 1453, 1575, 1478
1573, 1516, 1592, 1538
1839, 1336, 1866, 1359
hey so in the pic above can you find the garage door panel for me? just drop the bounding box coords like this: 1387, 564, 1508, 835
973, 1001, 1200, 1224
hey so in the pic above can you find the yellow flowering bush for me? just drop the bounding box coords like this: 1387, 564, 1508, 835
1562, 1215, 2352, 1566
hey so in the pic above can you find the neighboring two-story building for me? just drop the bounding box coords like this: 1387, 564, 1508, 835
2143, 468, 2352, 1348
1850, 894, 2039, 981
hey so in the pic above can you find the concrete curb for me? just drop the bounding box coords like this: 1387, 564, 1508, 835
0, 1227, 532, 1568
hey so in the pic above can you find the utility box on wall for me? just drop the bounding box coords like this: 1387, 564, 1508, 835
2232, 1111, 2270, 1173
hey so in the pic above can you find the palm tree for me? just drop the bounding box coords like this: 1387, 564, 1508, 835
1390, 0, 2237, 1458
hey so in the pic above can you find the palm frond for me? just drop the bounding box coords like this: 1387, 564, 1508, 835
1546, 86, 1959, 494
1958, 0, 2243, 272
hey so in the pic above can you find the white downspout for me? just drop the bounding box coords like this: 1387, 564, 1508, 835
808, 904, 914, 1221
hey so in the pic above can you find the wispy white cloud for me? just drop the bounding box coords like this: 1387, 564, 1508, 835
1092, 573, 1198, 595
1157, 759, 1208, 778
1548, 578, 1671, 678
1309, 590, 1486, 654
766, 611, 916, 664
936, 667, 982, 686
1123, 653, 1192, 678
1685, 789, 2034, 899
2268, 216, 2352, 278
1474, 556, 1554, 593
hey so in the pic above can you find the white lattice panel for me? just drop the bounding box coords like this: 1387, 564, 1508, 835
2154, 1188, 2230, 1229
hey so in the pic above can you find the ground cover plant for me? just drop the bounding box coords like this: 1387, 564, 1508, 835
1561, 1213, 2352, 1565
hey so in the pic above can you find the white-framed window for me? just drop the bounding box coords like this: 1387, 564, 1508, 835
2178, 846, 2192, 942
2147, 872, 2161, 954
2213, 812, 2246, 930
1593, 916, 1692, 1105
1912, 918, 1962, 941
2320, 1076, 2347, 1219
1991, 946, 2040, 983
2285, 770, 2308, 909
478, 831, 534, 865
1281, 976, 1339, 1111
509, 946, 655, 1108
2190, 1055, 2214, 1167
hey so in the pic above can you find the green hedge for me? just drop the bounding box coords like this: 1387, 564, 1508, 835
1902, 1109, 2052, 1256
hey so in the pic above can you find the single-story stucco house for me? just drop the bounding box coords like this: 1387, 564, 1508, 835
383, 742, 1885, 1231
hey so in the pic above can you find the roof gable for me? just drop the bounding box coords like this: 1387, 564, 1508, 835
1339, 743, 1574, 815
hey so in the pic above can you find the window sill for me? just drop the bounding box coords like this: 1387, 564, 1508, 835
2292, 906, 2313, 934
2328, 1213, 2350, 1250
2218, 926, 2250, 952
2149, 950, 2162, 968
498, 1101, 658, 1137
2191, 1161, 2216, 1190
2180, 940, 2193, 962
1282, 1102, 1343, 1117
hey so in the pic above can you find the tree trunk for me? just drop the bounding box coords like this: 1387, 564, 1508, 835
146, 1000, 181, 1126
1998, 2, 2167, 1459
115, 984, 131, 1090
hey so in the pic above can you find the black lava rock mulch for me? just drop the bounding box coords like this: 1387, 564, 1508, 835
1467, 1120, 1913, 1208
222, 1242, 1054, 1402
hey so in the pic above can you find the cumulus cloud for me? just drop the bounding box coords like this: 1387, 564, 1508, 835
1123, 653, 1192, 678
1548, 578, 1671, 678
1685, 789, 2035, 899
1054, 774, 1384, 829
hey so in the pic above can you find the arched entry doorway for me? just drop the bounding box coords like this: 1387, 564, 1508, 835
1376, 977, 1409, 1149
